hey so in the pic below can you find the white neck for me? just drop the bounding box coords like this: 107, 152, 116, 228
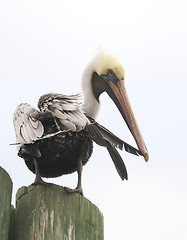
81, 59, 100, 119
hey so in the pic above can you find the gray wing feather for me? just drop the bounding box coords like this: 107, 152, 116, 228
13, 103, 44, 145
20, 125, 30, 142
54, 108, 67, 120
59, 119, 77, 131
33, 121, 44, 137
41, 93, 89, 132
66, 112, 85, 131
73, 110, 90, 128
59, 102, 77, 111
52, 102, 76, 111
29, 117, 39, 129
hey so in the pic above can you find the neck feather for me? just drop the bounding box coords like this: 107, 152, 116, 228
81, 61, 100, 119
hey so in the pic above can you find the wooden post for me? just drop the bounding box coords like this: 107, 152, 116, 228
14, 184, 104, 240
0, 167, 13, 240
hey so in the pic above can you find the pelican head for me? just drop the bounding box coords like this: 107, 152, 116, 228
82, 50, 149, 162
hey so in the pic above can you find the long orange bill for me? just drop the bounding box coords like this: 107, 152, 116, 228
106, 79, 149, 162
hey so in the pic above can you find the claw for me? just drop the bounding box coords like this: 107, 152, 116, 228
65, 187, 83, 195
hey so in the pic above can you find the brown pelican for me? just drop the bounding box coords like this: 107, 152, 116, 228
13, 51, 149, 194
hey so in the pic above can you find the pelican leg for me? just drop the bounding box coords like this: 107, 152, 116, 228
32, 158, 49, 186
66, 159, 83, 195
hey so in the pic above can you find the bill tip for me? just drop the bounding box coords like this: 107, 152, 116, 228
144, 152, 149, 162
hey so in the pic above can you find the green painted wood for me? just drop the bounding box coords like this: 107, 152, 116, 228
0, 167, 13, 240
15, 184, 104, 240
9, 205, 15, 240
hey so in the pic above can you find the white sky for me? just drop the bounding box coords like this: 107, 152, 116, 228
0, 0, 187, 239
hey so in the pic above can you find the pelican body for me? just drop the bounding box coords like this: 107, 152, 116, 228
13, 51, 149, 194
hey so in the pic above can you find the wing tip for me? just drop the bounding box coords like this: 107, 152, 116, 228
120, 167, 128, 180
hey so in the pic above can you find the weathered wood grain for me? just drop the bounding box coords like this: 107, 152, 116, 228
0, 167, 13, 240
14, 184, 104, 240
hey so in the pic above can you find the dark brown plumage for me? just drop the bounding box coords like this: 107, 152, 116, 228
20, 131, 93, 178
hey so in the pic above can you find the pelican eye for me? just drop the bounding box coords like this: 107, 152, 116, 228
100, 70, 119, 84
107, 69, 119, 84
107, 69, 115, 76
